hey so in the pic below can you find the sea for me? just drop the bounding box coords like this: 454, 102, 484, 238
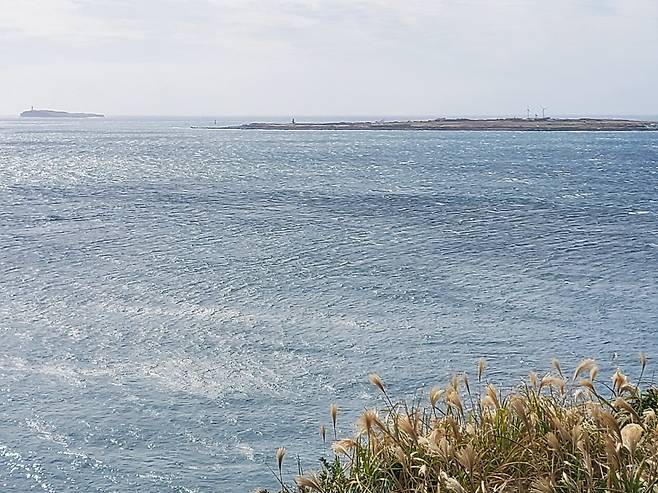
1, 116, 657, 492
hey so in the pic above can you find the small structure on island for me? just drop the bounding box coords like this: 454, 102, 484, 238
20, 107, 104, 118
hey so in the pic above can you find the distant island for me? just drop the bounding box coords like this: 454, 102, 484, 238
20, 108, 104, 118
194, 117, 658, 132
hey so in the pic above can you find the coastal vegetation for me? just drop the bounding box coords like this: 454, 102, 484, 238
268, 356, 658, 493
197, 118, 658, 132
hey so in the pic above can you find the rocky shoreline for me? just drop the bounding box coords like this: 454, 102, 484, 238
194, 117, 658, 131
20, 109, 104, 118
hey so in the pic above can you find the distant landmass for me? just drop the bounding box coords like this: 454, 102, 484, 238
20, 108, 104, 118
195, 117, 658, 132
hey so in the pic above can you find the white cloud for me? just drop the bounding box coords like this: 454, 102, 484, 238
0, 0, 656, 115
0, 0, 143, 40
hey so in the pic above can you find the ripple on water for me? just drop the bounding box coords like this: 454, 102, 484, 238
0, 120, 657, 491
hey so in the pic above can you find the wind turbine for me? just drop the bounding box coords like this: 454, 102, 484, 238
526, 107, 531, 119
541, 106, 548, 119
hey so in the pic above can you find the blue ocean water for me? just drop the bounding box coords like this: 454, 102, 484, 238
1, 117, 657, 492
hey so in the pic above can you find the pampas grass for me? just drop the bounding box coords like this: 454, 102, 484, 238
269, 355, 658, 493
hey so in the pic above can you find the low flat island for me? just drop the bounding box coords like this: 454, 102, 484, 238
20, 109, 104, 118
194, 117, 658, 131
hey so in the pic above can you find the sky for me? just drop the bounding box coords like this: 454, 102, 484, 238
0, 0, 657, 117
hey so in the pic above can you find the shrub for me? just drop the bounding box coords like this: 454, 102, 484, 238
272, 355, 658, 493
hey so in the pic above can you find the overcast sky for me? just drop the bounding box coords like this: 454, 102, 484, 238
1, 0, 657, 117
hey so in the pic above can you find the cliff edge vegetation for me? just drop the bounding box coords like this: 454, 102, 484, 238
266, 355, 658, 493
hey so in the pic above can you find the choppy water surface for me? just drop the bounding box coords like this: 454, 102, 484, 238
1, 117, 657, 491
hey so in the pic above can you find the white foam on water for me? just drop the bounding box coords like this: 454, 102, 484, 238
1, 120, 657, 491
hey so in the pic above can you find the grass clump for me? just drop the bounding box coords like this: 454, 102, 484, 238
274, 355, 658, 493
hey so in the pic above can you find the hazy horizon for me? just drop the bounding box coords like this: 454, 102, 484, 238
4, 113, 658, 120
1, 0, 657, 117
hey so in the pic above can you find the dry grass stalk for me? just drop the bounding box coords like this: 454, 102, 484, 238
368, 373, 385, 394
273, 357, 658, 493
330, 403, 338, 439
